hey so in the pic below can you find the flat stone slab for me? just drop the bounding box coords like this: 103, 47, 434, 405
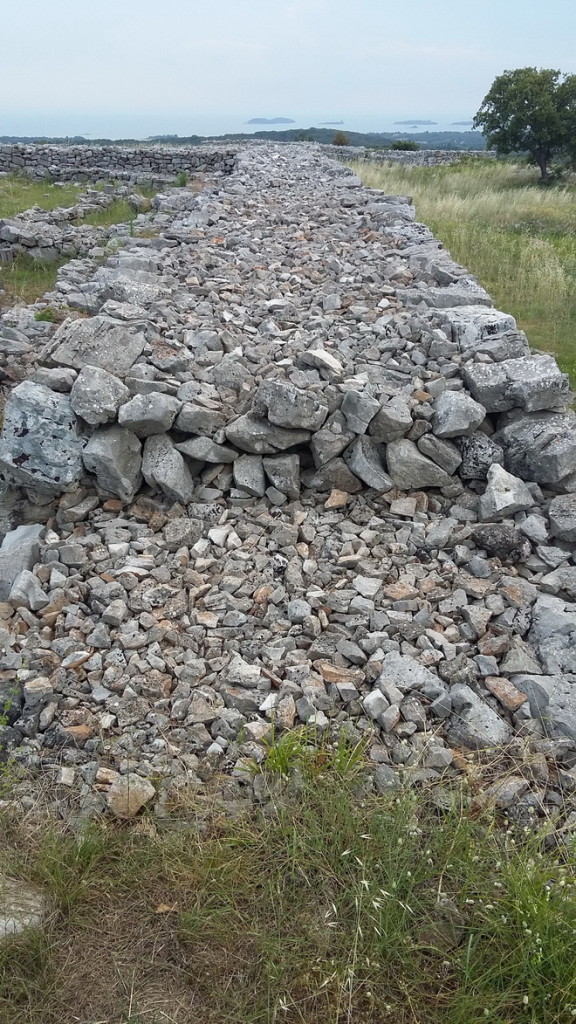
40, 315, 146, 376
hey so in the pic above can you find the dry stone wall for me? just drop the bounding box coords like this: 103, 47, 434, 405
0, 143, 238, 183
0, 141, 575, 822
323, 145, 494, 166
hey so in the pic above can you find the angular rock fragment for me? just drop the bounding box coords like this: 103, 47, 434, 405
432, 390, 486, 438
417, 435, 462, 475
343, 436, 392, 491
70, 365, 130, 425
263, 455, 300, 499
463, 355, 569, 414
495, 412, 576, 488
118, 393, 181, 437
478, 464, 534, 522
386, 439, 452, 490
549, 494, 576, 543
448, 684, 511, 749
0, 524, 43, 602
225, 414, 310, 454
83, 425, 142, 503
341, 389, 380, 433
304, 458, 362, 493
176, 437, 237, 463
454, 433, 503, 480
310, 411, 355, 467
233, 454, 266, 496
368, 398, 412, 442
253, 380, 328, 430
142, 434, 194, 503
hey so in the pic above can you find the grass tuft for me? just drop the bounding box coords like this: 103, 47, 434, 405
0, 176, 82, 219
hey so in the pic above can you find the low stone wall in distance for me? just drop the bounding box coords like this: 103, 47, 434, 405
323, 145, 495, 166
0, 144, 238, 183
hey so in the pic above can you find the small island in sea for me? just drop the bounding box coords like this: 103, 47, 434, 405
246, 117, 295, 125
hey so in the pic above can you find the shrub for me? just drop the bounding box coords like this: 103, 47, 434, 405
391, 140, 420, 151
332, 131, 349, 147
175, 171, 188, 187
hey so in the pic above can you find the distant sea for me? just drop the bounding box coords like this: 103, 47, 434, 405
1, 111, 477, 140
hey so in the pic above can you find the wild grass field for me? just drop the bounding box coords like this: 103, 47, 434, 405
1, 737, 576, 1024
349, 159, 576, 379
0, 177, 82, 219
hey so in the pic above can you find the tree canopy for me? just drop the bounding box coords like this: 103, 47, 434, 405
473, 67, 576, 180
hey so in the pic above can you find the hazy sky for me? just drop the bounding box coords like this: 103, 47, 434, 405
3, 0, 576, 138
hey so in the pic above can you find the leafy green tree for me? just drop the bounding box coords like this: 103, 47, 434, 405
473, 67, 576, 180
390, 140, 419, 151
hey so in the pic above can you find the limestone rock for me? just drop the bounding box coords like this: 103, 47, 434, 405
549, 494, 576, 543
369, 398, 412, 443
118, 392, 181, 437
225, 414, 310, 454
0, 877, 49, 941
176, 437, 238, 464
40, 315, 146, 375
70, 365, 130, 426
263, 455, 300, 499
83, 426, 142, 503
253, 380, 328, 430
478, 464, 534, 522
343, 436, 392, 491
0, 381, 85, 493
432, 390, 486, 438
142, 434, 194, 504
386, 439, 452, 490
106, 774, 156, 818
0, 524, 43, 602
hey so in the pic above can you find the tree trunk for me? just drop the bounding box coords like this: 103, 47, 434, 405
535, 150, 549, 181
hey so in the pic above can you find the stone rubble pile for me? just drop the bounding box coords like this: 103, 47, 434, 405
0, 142, 575, 823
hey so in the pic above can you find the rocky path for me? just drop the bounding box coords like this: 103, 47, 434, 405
0, 143, 576, 824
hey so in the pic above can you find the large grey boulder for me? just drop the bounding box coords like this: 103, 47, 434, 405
82, 425, 142, 503
253, 380, 328, 431
225, 414, 310, 454
368, 398, 412, 443
549, 494, 576, 543
495, 411, 576, 488
0, 524, 43, 602
40, 316, 146, 376
463, 355, 569, 413
448, 684, 511, 748
432, 391, 486, 438
70, 365, 130, 425
118, 392, 181, 437
142, 434, 194, 504
0, 381, 85, 493
343, 436, 393, 491
386, 439, 452, 489
478, 464, 534, 521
